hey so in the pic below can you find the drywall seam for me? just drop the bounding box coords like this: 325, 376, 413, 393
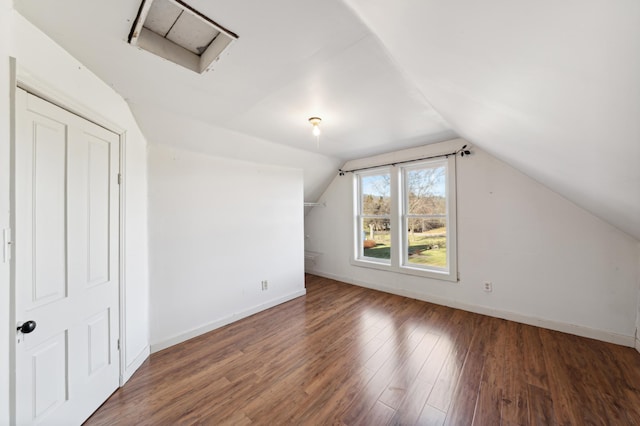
307, 269, 635, 348
150, 289, 307, 353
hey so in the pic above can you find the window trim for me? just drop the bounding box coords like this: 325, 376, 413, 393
351, 156, 458, 282
354, 167, 392, 265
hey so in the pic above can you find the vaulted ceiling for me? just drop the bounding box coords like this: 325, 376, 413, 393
14, 0, 640, 240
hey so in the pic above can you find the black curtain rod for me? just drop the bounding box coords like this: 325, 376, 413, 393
338, 145, 471, 176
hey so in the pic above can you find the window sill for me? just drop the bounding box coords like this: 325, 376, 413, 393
350, 257, 458, 283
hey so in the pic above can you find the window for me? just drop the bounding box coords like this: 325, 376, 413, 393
403, 162, 448, 271
357, 169, 391, 263
352, 157, 457, 281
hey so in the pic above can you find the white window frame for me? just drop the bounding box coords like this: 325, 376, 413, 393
354, 167, 392, 265
351, 156, 458, 282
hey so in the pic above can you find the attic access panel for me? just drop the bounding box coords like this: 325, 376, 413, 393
129, 0, 238, 74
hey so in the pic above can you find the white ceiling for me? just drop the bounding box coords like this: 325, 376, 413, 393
14, 0, 640, 239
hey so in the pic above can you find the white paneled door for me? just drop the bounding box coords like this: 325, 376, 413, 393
15, 89, 120, 425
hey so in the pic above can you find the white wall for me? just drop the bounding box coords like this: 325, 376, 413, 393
636, 249, 640, 353
8, 11, 151, 384
148, 144, 306, 351
305, 139, 640, 346
120, 124, 151, 381
0, 1, 14, 423
130, 103, 342, 204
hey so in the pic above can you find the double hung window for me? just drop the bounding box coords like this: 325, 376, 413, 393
353, 157, 457, 281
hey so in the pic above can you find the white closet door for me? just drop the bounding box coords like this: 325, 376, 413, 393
15, 89, 120, 425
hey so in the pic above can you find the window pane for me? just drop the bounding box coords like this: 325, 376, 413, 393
406, 217, 447, 268
362, 218, 391, 260
361, 173, 391, 215
406, 166, 446, 215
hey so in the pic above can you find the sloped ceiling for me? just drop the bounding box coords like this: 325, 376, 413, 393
13, 0, 454, 158
343, 0, 640, 240
14, 0, 640, 240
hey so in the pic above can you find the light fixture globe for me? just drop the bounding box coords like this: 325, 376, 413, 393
308, 117, 322, 136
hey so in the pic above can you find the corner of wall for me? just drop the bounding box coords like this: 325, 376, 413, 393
636, 243, 640, 354
121, 345, 150, 385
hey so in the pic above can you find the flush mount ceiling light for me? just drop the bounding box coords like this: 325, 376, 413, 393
129, 0, 238, 74
308, 117, 322, 149
308, 117, 322, 137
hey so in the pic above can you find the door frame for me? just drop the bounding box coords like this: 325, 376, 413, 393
9, 60, 128, 423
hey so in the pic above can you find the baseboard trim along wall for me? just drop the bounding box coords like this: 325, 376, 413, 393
636, 336, 640, 354
308, 269, 636, 348
150, 289, 307, 353
121, 345, 150, 385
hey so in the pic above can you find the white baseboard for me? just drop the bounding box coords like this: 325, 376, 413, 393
636, 337, 640, 353
308, 269, 636, 348
121, 345, 150, 385
150, 289, 307, 353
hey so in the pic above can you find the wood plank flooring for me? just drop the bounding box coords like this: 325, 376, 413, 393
85, 275, 640, 425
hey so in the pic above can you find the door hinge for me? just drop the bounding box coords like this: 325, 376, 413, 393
3, 228, 11, 263
117, 173, 122, 185
117, 339, 120, 351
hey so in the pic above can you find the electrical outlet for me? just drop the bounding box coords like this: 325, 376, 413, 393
261, 280, 268, 291
483, 282, 493, 292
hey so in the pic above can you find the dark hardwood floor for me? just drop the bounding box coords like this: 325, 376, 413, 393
85, 274, 640, 425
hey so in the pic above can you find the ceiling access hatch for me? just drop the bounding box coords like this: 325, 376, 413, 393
129, 0, 238, 74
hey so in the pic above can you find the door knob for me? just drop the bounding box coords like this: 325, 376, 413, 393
17, 321, 36, 334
